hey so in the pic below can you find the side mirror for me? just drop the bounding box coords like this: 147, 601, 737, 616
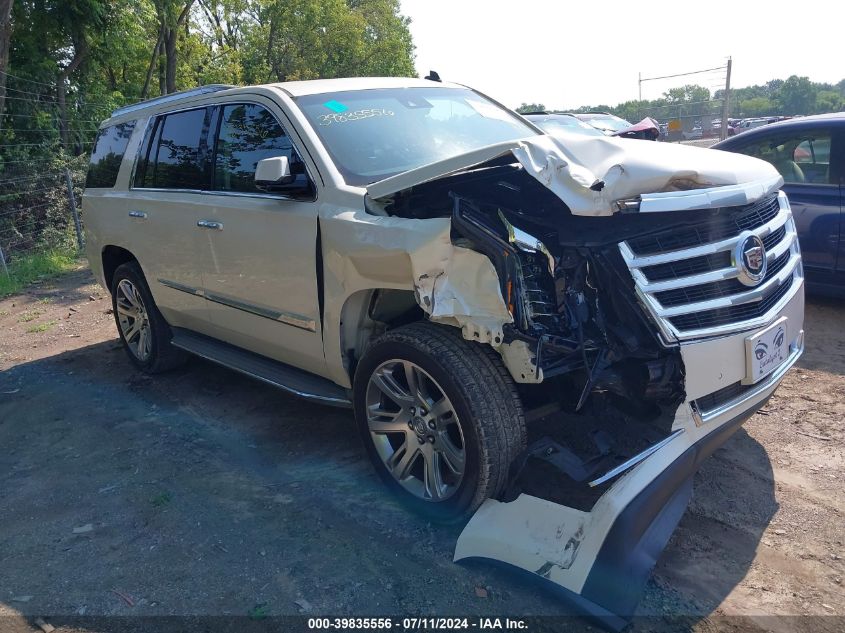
255, 156, 294, 190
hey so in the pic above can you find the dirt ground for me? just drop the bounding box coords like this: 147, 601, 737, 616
1, 264, 843, 632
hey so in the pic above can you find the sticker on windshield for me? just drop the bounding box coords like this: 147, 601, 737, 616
318, 108, 395, 126
323, 100, 349, 113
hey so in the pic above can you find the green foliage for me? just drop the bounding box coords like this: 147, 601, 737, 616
0, 249, 78, 297
2, 0, 417, 142
516, 103, 546, 114
26, 319, 56, 333
560, 75, 845, 123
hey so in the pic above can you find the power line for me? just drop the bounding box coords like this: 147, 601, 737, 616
640, 65, 727, 83
0, 69, 55, 88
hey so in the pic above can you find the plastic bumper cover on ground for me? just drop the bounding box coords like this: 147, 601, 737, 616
454, 286, 805, 630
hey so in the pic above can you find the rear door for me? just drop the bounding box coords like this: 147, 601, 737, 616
196, 98, 327, 377
129, 107, 214, 332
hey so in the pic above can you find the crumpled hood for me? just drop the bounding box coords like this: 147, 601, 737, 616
367, 133, 783, 216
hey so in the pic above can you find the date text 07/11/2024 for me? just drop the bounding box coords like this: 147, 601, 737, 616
307, 617, 528, 630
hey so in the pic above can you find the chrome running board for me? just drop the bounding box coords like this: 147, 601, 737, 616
171, 328, 352, 408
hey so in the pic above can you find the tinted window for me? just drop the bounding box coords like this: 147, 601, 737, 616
735, 130, 833, 184
86, 122, 135, 188
140, 108, 210, 189
213, 104, 307, 193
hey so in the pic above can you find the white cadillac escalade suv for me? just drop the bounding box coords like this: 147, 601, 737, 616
83, 77, 804, 625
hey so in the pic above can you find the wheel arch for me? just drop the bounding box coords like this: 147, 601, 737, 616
337, 288, 426, 384
102, 245, 138, 293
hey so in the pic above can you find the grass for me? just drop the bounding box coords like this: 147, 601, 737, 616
26, 319, 56, 333
0, 248, 78, 297
18, 309, 42, 322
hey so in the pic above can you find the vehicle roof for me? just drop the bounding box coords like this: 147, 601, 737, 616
714, 111, 845, 148
273, 76, 463, 96
104, 77, 464, 124
524, 112, 576, 118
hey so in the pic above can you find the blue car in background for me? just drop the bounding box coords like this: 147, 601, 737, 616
715, 113, 845, 296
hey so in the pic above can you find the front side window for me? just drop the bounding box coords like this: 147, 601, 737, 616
139, 108, 210, 189
213, 104, 308, 194
294, 87, 536, 186
86, 121, 135, 188
734, 130, 832, 184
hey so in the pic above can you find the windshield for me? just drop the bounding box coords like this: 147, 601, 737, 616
294, 87, 537, 186
527, 114, 604, 137
577, 113, 632, 133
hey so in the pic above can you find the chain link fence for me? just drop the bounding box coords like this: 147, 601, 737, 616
0, 154, 88, 290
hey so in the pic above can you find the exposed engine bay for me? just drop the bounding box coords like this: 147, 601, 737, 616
352, 132, 797, 628
370, 156, 699, 508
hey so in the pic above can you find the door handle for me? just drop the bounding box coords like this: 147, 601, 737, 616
128, 210, 147, 219
197, 220, 223, 230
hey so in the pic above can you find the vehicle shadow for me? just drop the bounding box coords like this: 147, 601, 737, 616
799, 295, 845, 375
639, 426, 777, 626
0, 338, 777, 630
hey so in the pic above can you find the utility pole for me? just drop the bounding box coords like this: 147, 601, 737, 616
638, 72, 642, 102
720, 57, 732, 141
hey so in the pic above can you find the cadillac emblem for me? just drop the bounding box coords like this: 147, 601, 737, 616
735, 233, 767, 287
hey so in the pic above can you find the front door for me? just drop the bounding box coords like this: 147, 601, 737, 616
197, 100, 327, 377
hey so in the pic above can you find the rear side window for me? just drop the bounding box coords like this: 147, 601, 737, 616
137, 108, 211, 189
86, 122, 135, 188
213, 104, 307, 193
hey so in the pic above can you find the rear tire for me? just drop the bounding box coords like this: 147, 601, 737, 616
110, 261, 187, 374
353, 322, 526, 523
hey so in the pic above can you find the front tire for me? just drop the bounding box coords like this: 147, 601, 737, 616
353, 322, 526, 522
111, 261, 186, 374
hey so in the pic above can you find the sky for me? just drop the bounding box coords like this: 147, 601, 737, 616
399, 0, 842, 111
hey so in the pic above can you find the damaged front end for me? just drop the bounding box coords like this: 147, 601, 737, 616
366, 135, 805, 629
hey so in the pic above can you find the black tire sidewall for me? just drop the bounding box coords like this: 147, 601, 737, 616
353, 336, 484, 523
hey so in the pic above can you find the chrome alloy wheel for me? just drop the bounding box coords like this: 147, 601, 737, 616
115, 279, 152, 361
366, 359, 466, 502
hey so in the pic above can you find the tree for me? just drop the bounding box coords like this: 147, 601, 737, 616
663, 84, 710, 104
242, 0, 415, 83
777, 75, 816, 115
0, 0, 12, 129
516, 103, 546, 114
153, 0, 196, 93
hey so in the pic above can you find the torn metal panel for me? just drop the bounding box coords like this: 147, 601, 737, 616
367, 134, 782, 217
414, 246, 513, 345
319, 207, 514, 386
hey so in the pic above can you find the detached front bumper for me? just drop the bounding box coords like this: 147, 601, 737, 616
455, 283, 804, 630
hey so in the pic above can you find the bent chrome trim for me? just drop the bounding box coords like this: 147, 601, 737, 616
588, 429, 686, 487
636, 174, 783, 213
157, 279, 317, 332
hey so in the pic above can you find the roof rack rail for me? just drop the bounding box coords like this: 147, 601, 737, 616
110, 84, 236, 118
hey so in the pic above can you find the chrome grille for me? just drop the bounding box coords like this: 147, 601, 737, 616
620, 191, 803, 341
626, 194, 781, 255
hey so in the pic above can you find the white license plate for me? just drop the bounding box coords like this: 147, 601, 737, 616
743, 317, 788, 384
